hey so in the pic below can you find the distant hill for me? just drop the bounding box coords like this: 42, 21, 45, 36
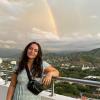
0, 48, 21, 58
87, 48, 100, 57
66, 48, 100, 64
0, 47, 100, 61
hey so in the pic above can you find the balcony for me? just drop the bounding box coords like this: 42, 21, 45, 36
0, 76, 100, 100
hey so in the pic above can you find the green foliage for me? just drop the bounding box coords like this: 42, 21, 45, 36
43, 48, 100, 98
55, 82, 80, 97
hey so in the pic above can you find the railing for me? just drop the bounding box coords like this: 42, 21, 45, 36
51, 76, 100, 96
2, 73, 100, 99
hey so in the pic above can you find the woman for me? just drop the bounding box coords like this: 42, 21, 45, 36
6, 41, 59, 100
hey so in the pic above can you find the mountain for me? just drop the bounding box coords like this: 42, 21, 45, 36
0, 48, 21, 58
0, 47, 100, 59
87, 48, 100, 57
65, 48, 100, 64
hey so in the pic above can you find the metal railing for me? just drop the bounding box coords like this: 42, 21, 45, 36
51, 76, 100, 96
2, 73, 100, 98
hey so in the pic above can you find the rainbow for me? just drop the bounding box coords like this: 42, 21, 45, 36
43, 0, 59, 39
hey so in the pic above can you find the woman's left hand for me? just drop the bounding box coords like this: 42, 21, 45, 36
42, 73, 52, 86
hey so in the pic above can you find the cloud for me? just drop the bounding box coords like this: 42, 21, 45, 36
31, 28, 60, 40
3, 44, 11, 49
0, 39, 16, 49
97, 33, 100, 37
0, 0, 25, 15
40, 32, 100, 52
0, 0, 10, 5
0, 40, 16, 44
90, 15, 98, 19
0, 16, 18, 23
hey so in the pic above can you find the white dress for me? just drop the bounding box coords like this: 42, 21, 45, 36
12, 61, 50, 100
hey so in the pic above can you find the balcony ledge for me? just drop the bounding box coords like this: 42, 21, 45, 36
0, 81, 79, 100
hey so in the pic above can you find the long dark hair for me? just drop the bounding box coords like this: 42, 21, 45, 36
16, 41, 43, 77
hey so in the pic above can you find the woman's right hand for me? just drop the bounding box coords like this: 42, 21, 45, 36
6, 73, 17, 100
42, 73, 52, 86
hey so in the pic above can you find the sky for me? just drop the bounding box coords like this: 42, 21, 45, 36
0, 0, 100, 52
